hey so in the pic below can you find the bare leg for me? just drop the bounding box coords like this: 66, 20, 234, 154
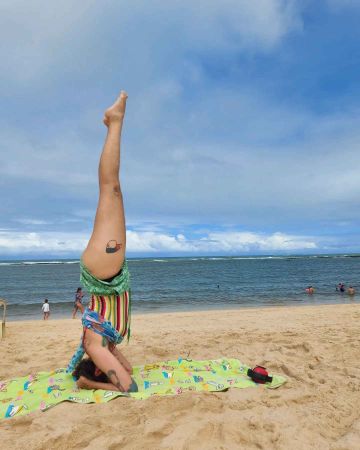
82, 91, 128, 280
110, 345, 133, 374
72, 306, 78, 319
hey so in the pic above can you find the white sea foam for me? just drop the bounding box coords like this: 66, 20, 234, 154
0, 260, 79, 266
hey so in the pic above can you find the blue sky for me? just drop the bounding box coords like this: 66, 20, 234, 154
1, 0, 360, 258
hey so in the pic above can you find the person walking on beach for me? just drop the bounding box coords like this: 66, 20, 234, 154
67, 91, 137, 393
72, 287, 85, 318
42, 299, 50, 320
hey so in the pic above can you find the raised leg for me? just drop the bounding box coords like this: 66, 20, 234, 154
81, 91, 128, 280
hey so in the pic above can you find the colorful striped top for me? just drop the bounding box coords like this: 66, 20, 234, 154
89, 292, 130, 338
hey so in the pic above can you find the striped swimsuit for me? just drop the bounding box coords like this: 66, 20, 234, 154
67, 260, 131, 373
89, 292, 130, 338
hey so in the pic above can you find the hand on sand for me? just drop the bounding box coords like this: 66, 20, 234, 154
103, 90, 128, 127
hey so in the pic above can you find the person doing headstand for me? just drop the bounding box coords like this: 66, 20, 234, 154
67, 91, 138, 393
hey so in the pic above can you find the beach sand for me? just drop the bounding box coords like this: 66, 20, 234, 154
1, 304, 360, 449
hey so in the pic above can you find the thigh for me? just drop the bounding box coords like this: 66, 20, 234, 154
83, 329, 132, 392
82, 187, 126, 280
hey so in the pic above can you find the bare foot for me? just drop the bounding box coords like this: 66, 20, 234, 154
103, 90, 128, 127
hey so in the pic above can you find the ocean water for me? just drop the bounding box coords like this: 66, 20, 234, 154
0, 255, 359, 321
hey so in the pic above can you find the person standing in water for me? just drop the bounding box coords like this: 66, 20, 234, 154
336, 283, 345, 293
348, 286, 356, 296
67, 91, 137, 393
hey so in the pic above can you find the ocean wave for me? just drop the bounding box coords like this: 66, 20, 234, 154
231, 256, 282, 260
0, 260, 79, 266
230, 255, 360, 260
309, 254, 360, 259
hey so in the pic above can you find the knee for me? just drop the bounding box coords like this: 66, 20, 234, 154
100, 182, 122, 197
112, 183, 121, 195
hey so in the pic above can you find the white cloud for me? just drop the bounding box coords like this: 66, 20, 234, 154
2, 99, 360, 230
0, 0, 302, 84
1, 0, 359, 255
0, 125, 98, 189
129, 229, 318, 253
15, 218, 52, 226
0, 228, 316, 256
203, 231, 317, 252
122, 102, 360, 227
0, 231, 88, 255
0, 0, 306, 224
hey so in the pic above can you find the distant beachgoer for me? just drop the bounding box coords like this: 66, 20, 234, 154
348, 286, 356, 296
72, 287, 85, 319
336, 283, 345, 292
305, 286, 314, 294
42, 299, 50, 320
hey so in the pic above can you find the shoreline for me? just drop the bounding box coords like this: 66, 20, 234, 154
4, 299, 358, 322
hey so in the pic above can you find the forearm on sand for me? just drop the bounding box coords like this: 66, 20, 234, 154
77, 375, 120, 391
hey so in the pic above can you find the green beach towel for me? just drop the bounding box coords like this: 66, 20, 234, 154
0, 358, 286, 419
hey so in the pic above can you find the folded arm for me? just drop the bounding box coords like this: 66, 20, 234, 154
76, 375, 119, 391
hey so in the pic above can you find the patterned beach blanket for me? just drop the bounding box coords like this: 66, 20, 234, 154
0, 358, 286, 419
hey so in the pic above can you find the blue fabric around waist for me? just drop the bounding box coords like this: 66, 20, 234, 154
66, 309, 124, 373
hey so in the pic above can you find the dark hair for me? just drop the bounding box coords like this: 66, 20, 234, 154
72, 358, 108, 382
44, 299, 48, 303
77, 287, 82, 292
